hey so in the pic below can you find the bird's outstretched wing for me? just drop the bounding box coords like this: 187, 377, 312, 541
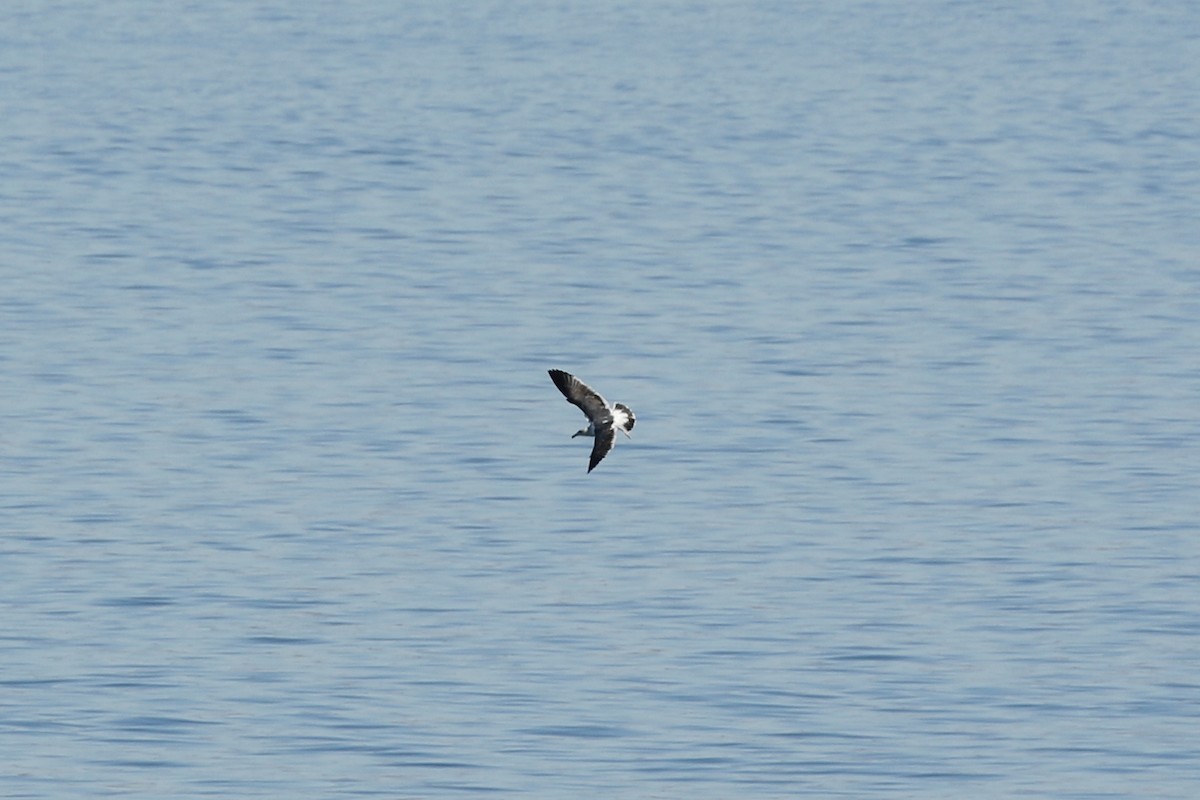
588, 424, 616, 473
548, 369, 612, 426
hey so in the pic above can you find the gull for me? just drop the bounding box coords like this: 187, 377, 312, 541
548, 369, 636, 473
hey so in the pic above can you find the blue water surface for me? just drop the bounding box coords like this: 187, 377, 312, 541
2, 2, 1199, 798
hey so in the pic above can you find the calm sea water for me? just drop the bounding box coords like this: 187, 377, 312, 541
3, 2, 1199, 798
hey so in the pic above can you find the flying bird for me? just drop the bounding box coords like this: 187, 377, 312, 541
548, 369, 636, 473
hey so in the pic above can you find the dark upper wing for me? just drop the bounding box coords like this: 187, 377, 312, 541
548, 369, 611, 425
587, 424, 616, 472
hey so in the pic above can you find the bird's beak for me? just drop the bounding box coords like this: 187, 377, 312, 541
571, 431, 583, 438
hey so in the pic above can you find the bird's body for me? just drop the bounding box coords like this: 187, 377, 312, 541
548, 369, 635, 472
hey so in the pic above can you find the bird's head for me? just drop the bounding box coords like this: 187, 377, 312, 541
571, 426, 591, 438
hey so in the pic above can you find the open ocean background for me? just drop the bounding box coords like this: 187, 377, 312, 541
3, 2, 1198, 797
